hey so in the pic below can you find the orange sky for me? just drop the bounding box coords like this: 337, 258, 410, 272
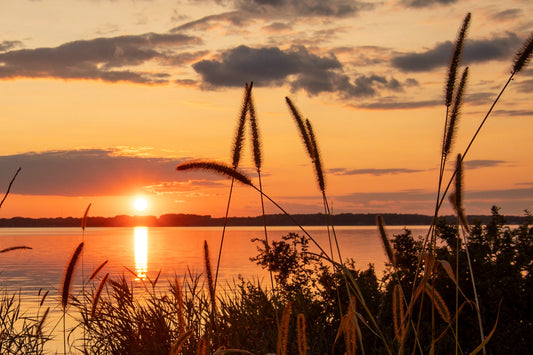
0, 0, 532, 218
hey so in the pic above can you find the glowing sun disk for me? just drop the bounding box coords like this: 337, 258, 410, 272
134, 197, 148, 212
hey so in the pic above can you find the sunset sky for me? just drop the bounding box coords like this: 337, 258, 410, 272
0, 0, 532, 219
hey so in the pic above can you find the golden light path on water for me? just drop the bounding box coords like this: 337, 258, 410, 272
134, 226, 148, 280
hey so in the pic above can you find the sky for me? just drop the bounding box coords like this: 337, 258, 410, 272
0, 0, 532, 219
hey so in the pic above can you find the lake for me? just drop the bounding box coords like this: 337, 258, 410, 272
0, 225, 429, 353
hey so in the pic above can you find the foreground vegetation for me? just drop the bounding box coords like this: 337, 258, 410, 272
68, 210, 531, 354
1, 12, 532, 354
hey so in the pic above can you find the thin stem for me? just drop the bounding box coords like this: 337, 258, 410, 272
461, 227, 486, 355
214, 177, 235, 292
0, 167, 21, 209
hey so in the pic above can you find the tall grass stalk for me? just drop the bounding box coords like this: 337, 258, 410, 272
61, 242, 84, 355
214, 83, 253, 293
286, 98, 344, 279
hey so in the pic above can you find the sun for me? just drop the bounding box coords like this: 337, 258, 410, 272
134, 197, 148, 212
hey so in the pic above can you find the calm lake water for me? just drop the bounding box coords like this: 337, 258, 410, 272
0, 225, 429, 353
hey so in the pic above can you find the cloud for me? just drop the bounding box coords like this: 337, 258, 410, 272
233, 0, 373, 18
193, 44, 409, 98
172, 0, 373, 33
354, 99, 441, 109
334, 186, 533, 214
399, 0, 457, 8
391, 33, 522, 72
462, 160, 508, 169
492, 108, 533, 117
0, 33, 201, 84
171, 11, 251, 32
329, 167, 425, 175
516, 79, 533, 93
0, 148, 233, 196
0, 40, 23, 52
490, 9, 522, 21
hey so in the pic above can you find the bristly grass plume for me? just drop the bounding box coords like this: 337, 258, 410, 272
444, 67, 468, 157
176, 160, 253, 186
512, 31, 533, 74
445, 13, 470, 108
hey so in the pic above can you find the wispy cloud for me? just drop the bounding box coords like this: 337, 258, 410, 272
233, 0, 374, 18
333, 186, 533, 214
0, 33, 201, 84
353, 98, 440, 110
329, 167, 425, 176
400, 0, 457, 8
391, 33, 522, 72
463, 159, 508, 169
0, 148, 233, 196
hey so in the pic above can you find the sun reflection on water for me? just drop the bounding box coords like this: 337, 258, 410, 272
134, 227, 148, 280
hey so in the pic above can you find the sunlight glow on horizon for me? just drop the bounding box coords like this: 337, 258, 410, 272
134, 197, 149, 212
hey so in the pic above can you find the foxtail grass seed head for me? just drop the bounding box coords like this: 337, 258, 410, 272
0, 246, 32, 253
277, 302, 292, 355
203, 240, 216, 311
89, 260, 108, 281
513, 32, 533, 74
232, 82, 253, 168
173, 278, 186, 335
424, 283, 451, 323
455, 154, 463, 209
285, 97, 314, 158
177, 160, 253, 186
377, 215, 396, 267
62, 242, 84, 309
248, 84, 262, 171
451, 154, 470, 232
444, 67, 468, 157
82, 203, 91, 231
446, 13, 471, 107
392, 284, 405, 342
297, 313, 307, 355
91, 272, 109, 318
305, 119, 326, 192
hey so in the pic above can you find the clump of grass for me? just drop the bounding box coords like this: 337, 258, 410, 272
0, 288, 51, 354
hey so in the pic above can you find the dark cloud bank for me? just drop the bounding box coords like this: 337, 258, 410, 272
0, 33, 202, 84
392, 33, 522, 72
0, 149, 225, 196
193, 45, 411, 97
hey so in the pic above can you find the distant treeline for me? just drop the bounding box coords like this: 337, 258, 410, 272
0, 212, 529, 228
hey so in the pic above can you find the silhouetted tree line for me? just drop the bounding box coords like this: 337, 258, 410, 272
0, 211, 529, 228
